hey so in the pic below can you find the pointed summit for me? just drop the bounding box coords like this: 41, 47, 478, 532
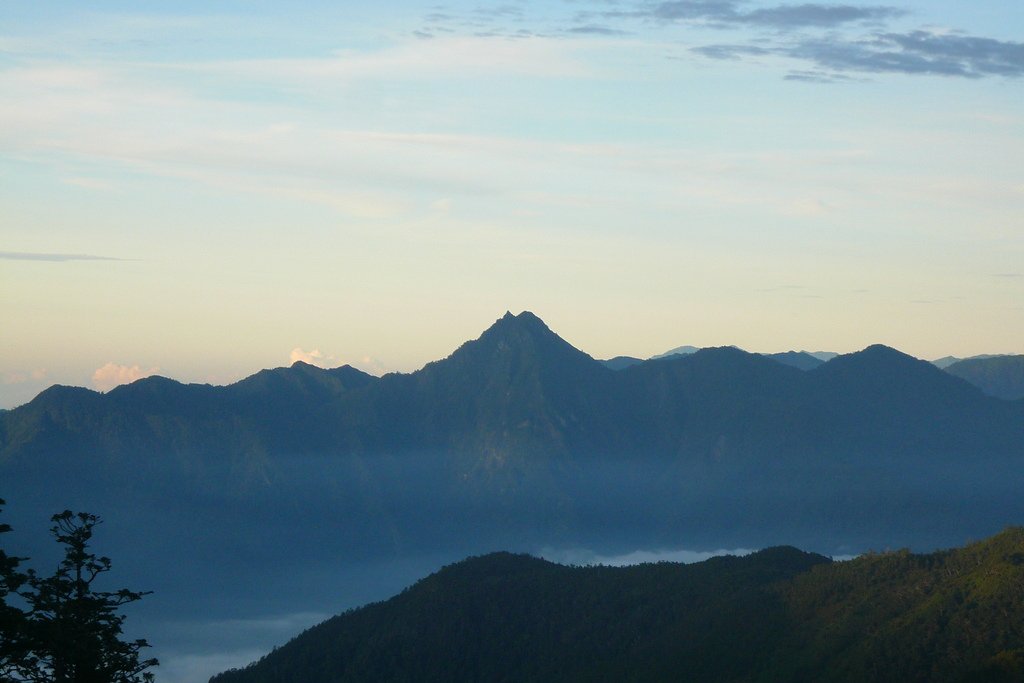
486, 310, 554, 335
401, 312, 613, 455
448, 311, 597, 371
484, 310, 559, 336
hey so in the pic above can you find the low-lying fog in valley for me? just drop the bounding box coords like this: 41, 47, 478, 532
131, 547, 767, 683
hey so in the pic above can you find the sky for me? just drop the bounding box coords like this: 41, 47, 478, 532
2, 0, 1023, 408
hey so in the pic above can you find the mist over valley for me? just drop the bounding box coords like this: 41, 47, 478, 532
3, 312, 1023, 680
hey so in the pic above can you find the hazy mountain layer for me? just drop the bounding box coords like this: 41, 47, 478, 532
2, 311, 1022, 558
945, 355, 1024, 400
763, 350, 825, 370
932, 353, 1006, 370
3, 312, 1022, 682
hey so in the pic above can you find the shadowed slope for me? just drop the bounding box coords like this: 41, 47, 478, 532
945, 355, 1024, 401
211, 529, 1024, 683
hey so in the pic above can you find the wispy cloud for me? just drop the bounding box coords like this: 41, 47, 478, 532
692, 44, 773, 60
92, 362, 160, 391
756, 284, 808, 293
784, 69, 861, 83
638, 1, 904, 29
0, 251, 126, 262
2, 369, 47, 385
695, 29, 1024, 79
289, 347, 337, 368
189, 36, 591, 83
789, 31, 1024, 78
736, 4, 903, 28
62, 176, 116, 191
566, 25, 630, 36
416, 1, 1022, 82
288, 348, 386, 376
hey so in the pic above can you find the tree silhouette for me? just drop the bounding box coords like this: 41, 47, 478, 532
0, 504, 157, 683
1, 498, 30, 678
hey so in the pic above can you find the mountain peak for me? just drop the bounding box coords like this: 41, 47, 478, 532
763, 351, 825, 371
651, 345, 701, 360
29, 384, 102, 407
419, 311, 606, 395
851, 345, 967, 378
860, 343, 907, 357
492, 310, 546, 329
473, 311, 565, 349
810, 341, 991, 419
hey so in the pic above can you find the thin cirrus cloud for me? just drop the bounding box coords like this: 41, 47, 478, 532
0, 251, 126, 262
639, 1, 904, 28
187, 36, 591, 83
690, 44, 774, 59
737, 4, 902, 27
783, 69, 861, 83
566, 25, 630, 36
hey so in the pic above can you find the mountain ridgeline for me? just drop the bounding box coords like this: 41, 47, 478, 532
1, 311, 1023, 593
211, 528, 1024, 683
3, 312, 1020, 464
944, 355, 1024, 401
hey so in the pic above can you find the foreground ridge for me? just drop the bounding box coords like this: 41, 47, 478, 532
212, 529, 1024, 683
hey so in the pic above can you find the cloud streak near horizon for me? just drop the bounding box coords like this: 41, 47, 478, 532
0, 251, 127, 262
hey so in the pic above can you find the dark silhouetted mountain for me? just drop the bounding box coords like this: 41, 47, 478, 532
210, 528, 1024, 683
806, 344, 1021, 455
5, 314, 1022, 683
0, 384, 117, 458
599, 355, 643, 370
616, 345, 817, 460
2, 311, 1023, 563
227, 361, 376, 401
763, 350, 825, 371
945, 355, 1024, 401
319, 311, 617, 455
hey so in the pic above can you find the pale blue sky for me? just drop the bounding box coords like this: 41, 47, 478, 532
2, 1, 1023, 408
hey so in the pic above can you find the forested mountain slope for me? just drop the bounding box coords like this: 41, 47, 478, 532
211, 529, 1024, 683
